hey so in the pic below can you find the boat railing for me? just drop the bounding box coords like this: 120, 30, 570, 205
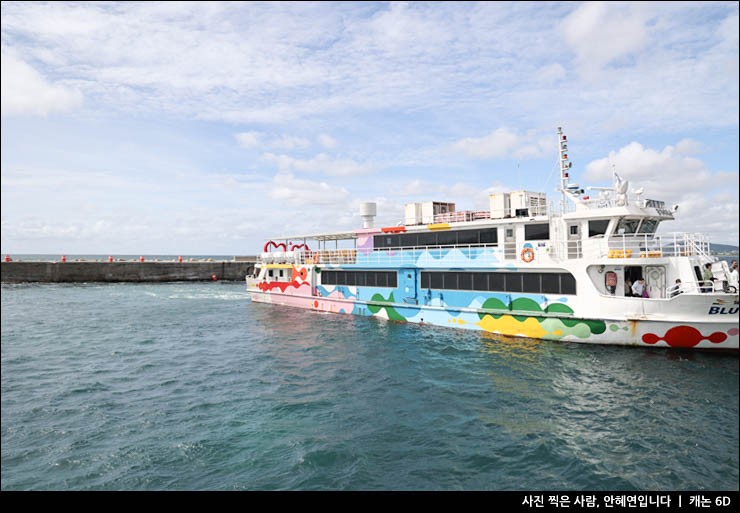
546, 232, 712, 261
431, 210, 494, 224
605, 232, 712, 259
292, 243, 502, 267
668, 278, 735, 296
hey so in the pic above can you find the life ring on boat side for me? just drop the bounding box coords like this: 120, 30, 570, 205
521, 247, 535, 263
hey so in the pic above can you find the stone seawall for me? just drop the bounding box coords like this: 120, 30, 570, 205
1, 261, 256, 283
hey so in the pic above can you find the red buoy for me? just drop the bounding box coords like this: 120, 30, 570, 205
61, 255, 67, 263
178, 256, 183, 263
108, 255, 114, 262
211, 274, 217, 281
4, 255, 10, 262
139, 256, 145, 262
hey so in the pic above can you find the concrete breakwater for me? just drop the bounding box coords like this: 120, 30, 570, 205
1, 260, 256, 283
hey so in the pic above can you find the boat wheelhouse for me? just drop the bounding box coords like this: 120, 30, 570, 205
247, 128, 738, 351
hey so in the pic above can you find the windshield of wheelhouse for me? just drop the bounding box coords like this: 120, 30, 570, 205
616, 218, 640, 236
637, 218, 660, 234
615, 217, 661, 237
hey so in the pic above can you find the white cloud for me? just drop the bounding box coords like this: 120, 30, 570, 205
450, 128, 554, 160
262, 152, 372, 176
674, 139, 703, 156
269, 173, 350, 207
235, 132, 312, 150
584, 141, 710, 195
1, 2, 736, 133
317, 133, 337, 149
583, 140, 738, 244
235, 131, 262, 148
1, 50, 83, 116
269, 135, 311, 150
561, 2, 650, 70
1, 2, 737, 251
537, 63, 566, 83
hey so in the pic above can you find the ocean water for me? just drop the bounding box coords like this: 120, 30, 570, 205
1, 282, 737, 491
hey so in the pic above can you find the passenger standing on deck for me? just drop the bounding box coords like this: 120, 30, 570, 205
631, 278, 647, 298
702, 263, 714, 293
729, 260, 739, 287
670, 279, 683, 297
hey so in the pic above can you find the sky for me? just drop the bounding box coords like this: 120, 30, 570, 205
1, 1, 738, 256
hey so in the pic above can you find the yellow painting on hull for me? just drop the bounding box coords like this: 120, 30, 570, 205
476, 314, 548, 339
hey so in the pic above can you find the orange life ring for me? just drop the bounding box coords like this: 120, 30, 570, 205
521, 247, 535, 263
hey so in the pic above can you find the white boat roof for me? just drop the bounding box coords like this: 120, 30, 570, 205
270, 230, 359, 242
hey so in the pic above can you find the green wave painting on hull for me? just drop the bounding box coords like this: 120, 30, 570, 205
476, 297, 606, 339
368, 292, 406, 321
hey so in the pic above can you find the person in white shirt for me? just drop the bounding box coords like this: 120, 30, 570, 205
631, 278, 647, 298
729, 260, 738, 287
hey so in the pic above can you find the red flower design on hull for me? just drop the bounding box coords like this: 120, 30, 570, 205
642, 326, 728, 348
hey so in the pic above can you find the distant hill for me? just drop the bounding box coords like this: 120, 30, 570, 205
710, 243, 739, 255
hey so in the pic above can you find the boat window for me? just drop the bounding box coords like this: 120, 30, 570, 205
399, 233, 417, 247
437, 231, 457, 246
561, 274, 577, 295
588, 220, 609, 237
637, 218, 659, 234
322, 270, 397, 288
524, 223, 550, 240
417, 232, 437, 246
457, 272, 473, 290
616, 218, 640, 235
523, 273, 540, 292
430, 272, 444, 289
489, 273, 505, 291
377, 272, 389, 287
505, 274, 523, 292
457, 230, 478, 245
268, 269, 274, 278
374, 228, 500, 249
473, 273, 488, 291
569, 225, 579, 236
541, 273, 560, 293
442, 272, 458, 289
479, 228, 498, 244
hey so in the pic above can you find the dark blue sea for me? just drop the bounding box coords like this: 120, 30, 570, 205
1, 282, 738, 491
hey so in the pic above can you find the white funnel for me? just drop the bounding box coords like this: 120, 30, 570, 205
359, 202, 377, 228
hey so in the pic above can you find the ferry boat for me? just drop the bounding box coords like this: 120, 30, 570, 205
247, 128, 739, 351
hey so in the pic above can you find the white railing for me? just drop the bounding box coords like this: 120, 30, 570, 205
667, 279, 736, 296
432, 210, 492, 224
286, 244, 502, 267
605, 232, 711, 259
259, 232, 714, 266
544, 232, 713, 262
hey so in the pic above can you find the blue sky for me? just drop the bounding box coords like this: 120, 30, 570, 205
1, 1, 738, 255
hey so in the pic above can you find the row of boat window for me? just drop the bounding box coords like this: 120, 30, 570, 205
420, 271, 577, 295
374, 228, 499, 248
370, 220, 621, 252
320, 269, 576, 295
321, 270, 398, 288
373, 225, 555, 249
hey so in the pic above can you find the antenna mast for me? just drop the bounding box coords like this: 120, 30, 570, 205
558, 127, 571, 209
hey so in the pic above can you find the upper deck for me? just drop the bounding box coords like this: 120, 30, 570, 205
258, 127, 713, 270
